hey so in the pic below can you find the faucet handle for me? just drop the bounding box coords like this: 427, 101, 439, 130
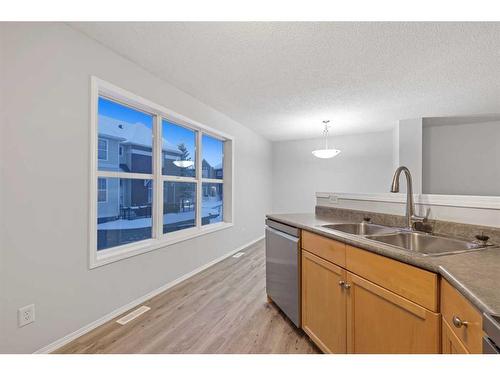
411, 214, 426, 223
412, 214, 433, 233
363, 216, 371, 223
424, 208, 431, 221
411, 208, 430, 225
475, 233, 490, 246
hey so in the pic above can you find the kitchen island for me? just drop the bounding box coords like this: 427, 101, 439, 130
266, 210, 500, 354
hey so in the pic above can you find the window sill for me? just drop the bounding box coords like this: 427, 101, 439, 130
90, 221, 234, 269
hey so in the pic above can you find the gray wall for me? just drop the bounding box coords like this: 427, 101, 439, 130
396, 119, 423, 194
0, 23, 272, 353
422, 119, 500, 196
271, 130, 394, 213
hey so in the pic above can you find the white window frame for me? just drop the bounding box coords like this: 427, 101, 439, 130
98, 138, 108, 161
89, 76, 234, 268
97, 177, 107, 203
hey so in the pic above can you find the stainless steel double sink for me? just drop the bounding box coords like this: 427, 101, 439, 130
319, 222, 487, 257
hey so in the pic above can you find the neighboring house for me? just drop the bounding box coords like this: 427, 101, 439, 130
202, 159, 223, 180
97, 115, 222, 224
97, 114, 184, 223
214, 163, 223, 179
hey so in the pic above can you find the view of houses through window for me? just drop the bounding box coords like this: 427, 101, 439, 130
96, 96, 226, 252
97, 138, 108, 160
201, 134, 224, 225
97, 178, 107, 203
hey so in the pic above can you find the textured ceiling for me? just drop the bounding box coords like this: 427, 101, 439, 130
70, 22, 500, 141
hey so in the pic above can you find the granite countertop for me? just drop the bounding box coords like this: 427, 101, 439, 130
266, 212, 500, 316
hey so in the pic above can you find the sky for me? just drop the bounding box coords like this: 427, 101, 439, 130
99, 96, 223, 166
99, 96, 153, 128
202, 134, 224, 167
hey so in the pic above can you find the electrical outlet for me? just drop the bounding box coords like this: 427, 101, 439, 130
18, 304, 35, 327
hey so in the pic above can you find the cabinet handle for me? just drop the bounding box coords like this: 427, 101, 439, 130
339, 280, 351, 289
452, 315, 469, 328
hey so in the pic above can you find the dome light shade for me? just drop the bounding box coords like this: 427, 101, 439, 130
312, 148, 341, 159
173, 160, 194, 168
312, 120, 341, 159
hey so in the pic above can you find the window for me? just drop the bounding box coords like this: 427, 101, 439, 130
97, 178, 107, 203
163, 181, 196, 233
95, 96, 154, 253
162, 120, 196, 178
98, 96, 153, 173
90, 77, 233, 268
201, 135, 224, 225
202, 183, 223, 224
97, 178, 153, 251
98, 138, 108, 160
202, 134, 224, 179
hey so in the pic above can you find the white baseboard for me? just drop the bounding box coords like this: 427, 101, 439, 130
34, 236, 265, 354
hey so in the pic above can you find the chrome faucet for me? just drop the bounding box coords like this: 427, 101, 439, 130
390, 166, 426, 230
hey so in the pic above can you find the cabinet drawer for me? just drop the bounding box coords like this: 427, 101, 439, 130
441, 279, 482, 353
345, 245, 439, 311
302, 231, 346, 267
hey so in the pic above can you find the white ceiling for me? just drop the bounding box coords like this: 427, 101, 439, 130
70, 22, 500, 141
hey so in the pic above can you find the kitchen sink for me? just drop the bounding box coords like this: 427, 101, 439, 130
320, 222, 401, 236
366, 231, 485, 256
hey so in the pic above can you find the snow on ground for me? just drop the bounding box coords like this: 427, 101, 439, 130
98, 199, 222, 230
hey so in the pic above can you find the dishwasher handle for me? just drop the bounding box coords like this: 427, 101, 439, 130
266, 226, 300, 243
265, 219, 299, 237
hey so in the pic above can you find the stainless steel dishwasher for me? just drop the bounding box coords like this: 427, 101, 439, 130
483, 313, 500, 354
265, 219, 300, 327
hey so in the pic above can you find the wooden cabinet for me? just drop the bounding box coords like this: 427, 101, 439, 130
301, 250, 347, 353
346, 245, 439, 312
442, 318, 470, 354
441, 279, 483, 353
300, 231, 442, 354
302, 231, 346, 267
345, 272, 440, 353
299, 230, 490, 354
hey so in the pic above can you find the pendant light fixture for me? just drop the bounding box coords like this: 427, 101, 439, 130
312, 120, 341, 159
173, 160, 194, 168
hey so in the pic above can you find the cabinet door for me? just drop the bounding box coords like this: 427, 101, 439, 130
346, 272, 440, 354
301, 250, 347, 353
442, 318, 469, 354
441, 279, 482, 353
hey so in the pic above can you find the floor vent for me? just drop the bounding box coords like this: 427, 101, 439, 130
232, 252, 245, 258
116, 305, 151, 325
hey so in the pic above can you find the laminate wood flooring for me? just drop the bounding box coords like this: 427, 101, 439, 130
55, 240, 320, 354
